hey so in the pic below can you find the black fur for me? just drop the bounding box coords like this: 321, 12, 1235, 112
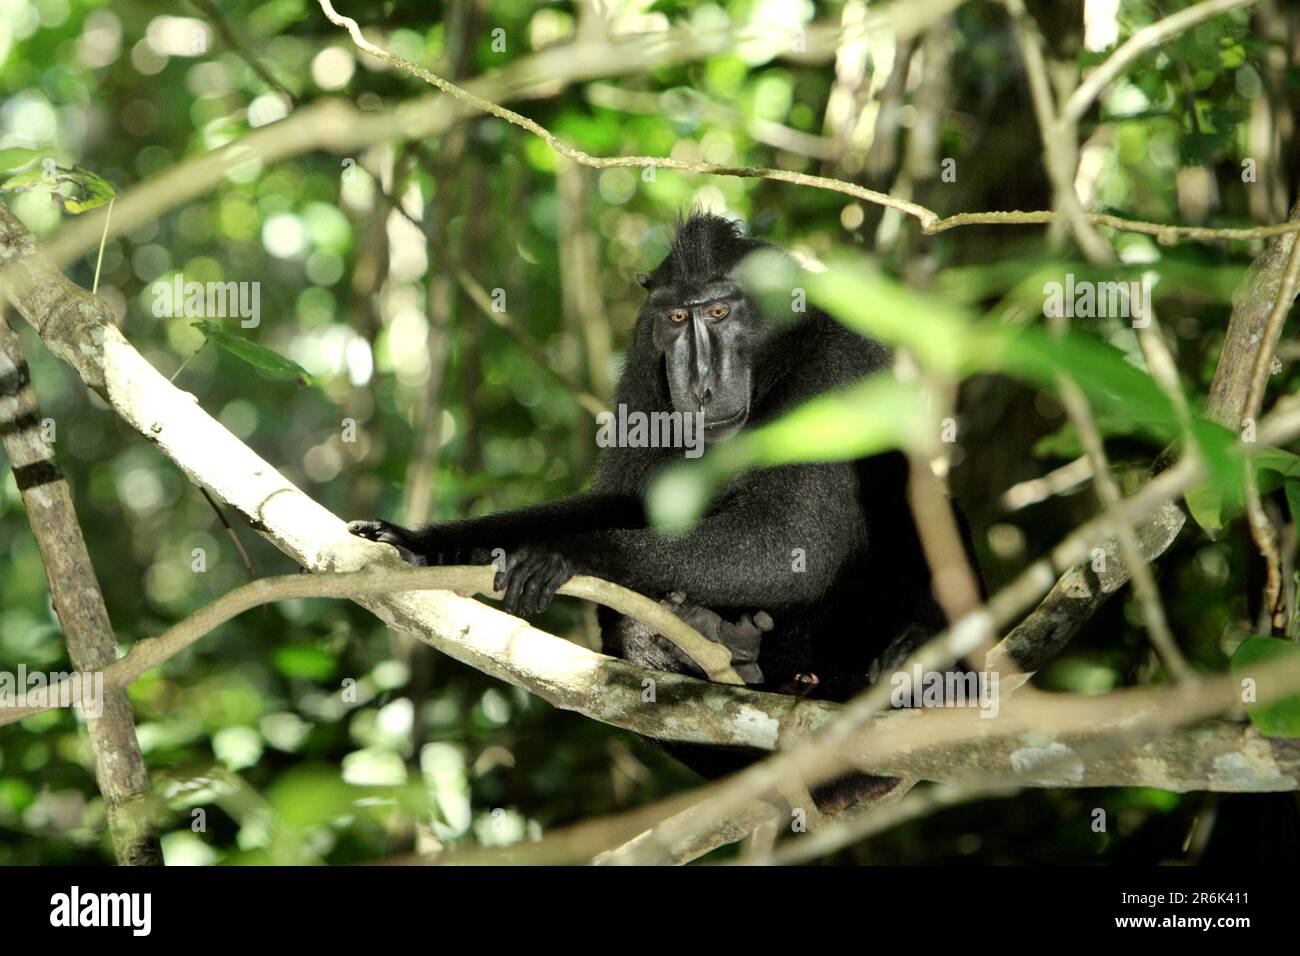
646, 214, 764, 290
350, 213, 983, 811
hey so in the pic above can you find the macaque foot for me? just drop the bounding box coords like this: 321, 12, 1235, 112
347, 519, 427, 566
778, 672, 820, 696
662, 592, 771, 684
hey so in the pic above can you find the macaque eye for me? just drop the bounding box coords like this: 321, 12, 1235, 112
669, 309, 688, 323
708, 302, 730, 319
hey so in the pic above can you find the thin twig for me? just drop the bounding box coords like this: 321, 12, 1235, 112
1003, 0, 1114, 263
1242, 229, 1300, 630
767, 783, 1016, 865
0, 565, 744, 726
315, 0, 1300, 247
189, 0, 298, 102
457, 268, 609, 419
1060, 0, 1257, 128
1055, 373, 1193, 681
1000, 454, 1092, 511
199, 485, 259, 583
91, 198, 112, 295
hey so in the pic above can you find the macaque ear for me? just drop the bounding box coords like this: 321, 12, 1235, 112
635, 272, 652, 289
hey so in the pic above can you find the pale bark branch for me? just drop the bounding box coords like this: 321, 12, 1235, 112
0, 566, 753, 728
435, 715, 1298, 865
7, 200, 1300, 825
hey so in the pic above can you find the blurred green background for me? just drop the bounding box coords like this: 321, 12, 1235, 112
1, 0, 1298, 864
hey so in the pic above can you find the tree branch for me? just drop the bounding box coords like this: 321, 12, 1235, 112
315, 0, 1300, 249
0, 317, 161, 865
992, 199, 1300, 674
0, 565, 755, 729
12, 0, 1290, 311
8, 198, 1300, 823
1060, 0, 1257, 128
432, 715, 1298, 865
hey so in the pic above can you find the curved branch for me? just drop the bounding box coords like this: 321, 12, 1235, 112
1060, 0, 1257, 128
34, 16, 836, 272
317, 0, 1300, 248
13, 0, 1289, 304
427, 716, 1298, 865
994, 199, 1300, 674
0, 565, 746, 726
8, 196, 1300, 803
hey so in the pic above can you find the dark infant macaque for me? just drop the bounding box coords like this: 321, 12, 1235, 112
351, 213, 982, 811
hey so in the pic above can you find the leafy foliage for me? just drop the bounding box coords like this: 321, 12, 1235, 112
0, 0, 1294, 866
1, 162, 115, 214
1231, 638, 1300, 737
190, 320, 313, 385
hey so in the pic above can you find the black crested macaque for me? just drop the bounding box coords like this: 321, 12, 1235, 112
350, 213, 982, 812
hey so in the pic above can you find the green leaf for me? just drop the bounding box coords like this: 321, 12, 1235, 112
272, 646, 337, 681
804, 259, 1259, 534
192, 320, 313, 385
1186, 446, 1300, 536
992, 327, 1183, 439
804, 260, 973, 376
646, 374, 928, 529
264, 764, 355, 832
804, 259, 1186, 441
741, 374, 930, 465
1285, 478, 1300, 532
1256, 447, 1300, 485
938, 255, 1245, 309
0, 148, 41, 173
53, 165, 116, 214
0, 169, 49, 193
1230, 637, 1300, 737
1185, 482, 1227, 536
0, 162, 116, 214
645, 462, 723, 532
